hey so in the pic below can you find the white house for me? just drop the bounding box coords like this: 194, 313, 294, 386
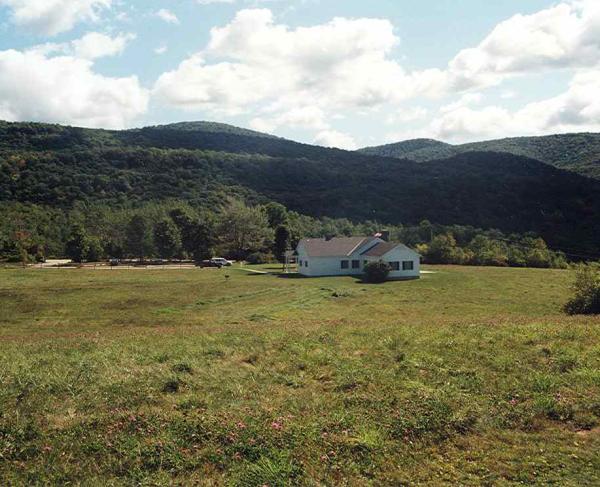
296, 235, 420, 279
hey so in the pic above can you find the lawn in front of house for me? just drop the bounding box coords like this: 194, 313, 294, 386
0, 265, 599, 485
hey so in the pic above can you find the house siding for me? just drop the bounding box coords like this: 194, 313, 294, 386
374, 246, 420, 279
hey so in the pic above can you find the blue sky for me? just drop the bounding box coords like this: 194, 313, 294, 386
0, 0, 598, 149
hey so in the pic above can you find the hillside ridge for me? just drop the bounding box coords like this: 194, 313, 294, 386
1, 120, 599, 254
359, 132, 600, 179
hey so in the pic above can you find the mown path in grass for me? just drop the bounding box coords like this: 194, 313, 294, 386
0, 265, 599, 485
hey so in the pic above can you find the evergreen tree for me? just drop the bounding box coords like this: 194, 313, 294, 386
274, 225, 291, 263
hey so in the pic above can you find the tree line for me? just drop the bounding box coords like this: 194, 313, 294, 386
0, 200, 578, 269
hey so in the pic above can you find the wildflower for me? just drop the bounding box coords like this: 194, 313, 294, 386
271, 421, 283, 430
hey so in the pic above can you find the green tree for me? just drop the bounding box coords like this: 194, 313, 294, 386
154, 218, 182, 259
419, 219, 433, 242
507, 246, 527, 267
273, 225, 291, 263
469, 235, 508, 266
125, 215, 153, 261
218, 200, 273, 260
86, 237, 104, 262
169, 208, 216, 261
427, 234, 461, 264
524, 238, 551, 268
65, 225, 90, 263
189, 216, 217, 262
263, 202, 288, 228
169, 208, 197, 256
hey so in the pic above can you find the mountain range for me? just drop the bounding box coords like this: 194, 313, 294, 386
1, 120, 599, 255
359, 133, 600, 180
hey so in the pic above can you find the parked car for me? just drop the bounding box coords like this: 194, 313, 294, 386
199, 257, 233, 268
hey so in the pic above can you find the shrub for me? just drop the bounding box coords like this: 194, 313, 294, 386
363, 261, 391, 283
564, 265, 600, 315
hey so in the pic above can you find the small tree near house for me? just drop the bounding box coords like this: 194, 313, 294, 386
274, 225, 291, 263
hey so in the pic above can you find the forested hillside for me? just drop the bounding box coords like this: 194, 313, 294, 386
1, 121, 599, 257
359, 133, 600, 179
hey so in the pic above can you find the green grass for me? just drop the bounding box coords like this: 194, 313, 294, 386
1, 265, 599, 485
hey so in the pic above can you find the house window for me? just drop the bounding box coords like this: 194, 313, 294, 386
299, 260, 303, 266
352, 260, 360, 269
341, 260, 349, 269
403, 261, 414, 271
363, 260, 368, 266
305, 261, 309, 268
389, 261, 400, 271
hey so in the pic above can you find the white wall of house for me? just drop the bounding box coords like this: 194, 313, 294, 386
298, 255, 365, 277
296, 241, 420, 279
373, 246, 421, 279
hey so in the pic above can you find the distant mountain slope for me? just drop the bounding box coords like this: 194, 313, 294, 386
359, 133, 600, 179
148, 121, 280, 138
360, 138, 451, 159
0, 120, 349, 162
1, 121, 599, 254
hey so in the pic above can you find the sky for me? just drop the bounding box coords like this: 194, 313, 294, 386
0, 0, 599, 149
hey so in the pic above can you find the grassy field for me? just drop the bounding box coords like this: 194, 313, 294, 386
1, 265, 599, 485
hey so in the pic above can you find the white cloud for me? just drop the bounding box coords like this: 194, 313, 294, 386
155, 8, 179, 24
442, 0, 600, 92
25, 32, 135, 60
0, 47, 148, 129
0, 0, 112, 36
314, 130, 357, 150
154, 9, 420, 114
154, 8, 431, 146
431, 70, 600, 142
250, 106, 328, 133
196, 0, 235, 4
72, 32, 135, 60
385, 107, 428, 125
155, 45, 168, 55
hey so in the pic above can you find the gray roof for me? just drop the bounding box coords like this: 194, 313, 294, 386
360, 241, 398, 256
362, 242, 419, 257
298, 236, 377, 257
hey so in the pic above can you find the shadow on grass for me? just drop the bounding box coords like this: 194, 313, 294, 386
275, 273, 307, 279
